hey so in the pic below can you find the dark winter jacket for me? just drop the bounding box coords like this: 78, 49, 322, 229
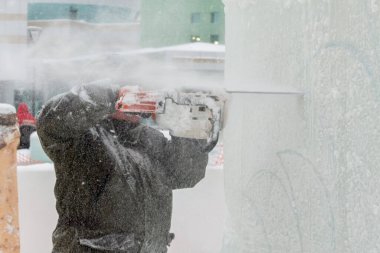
37, 84, 211, 253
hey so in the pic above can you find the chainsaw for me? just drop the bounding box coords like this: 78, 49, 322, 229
115, 86, 225, 144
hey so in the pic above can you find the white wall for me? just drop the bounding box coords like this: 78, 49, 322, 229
223, 0, 380, 252
18, 164, 57, 253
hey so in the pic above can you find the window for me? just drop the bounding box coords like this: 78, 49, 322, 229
191, 35, 201, 42
211, 12, 220, 23
191, 13, 201, 23
69, 6, 78, 20
27, 26, 42, 44
210, 34, 219, 44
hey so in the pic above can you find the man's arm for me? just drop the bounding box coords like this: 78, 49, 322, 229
37, 84, 118, 161
136, 126, 215, 189
163, 136, 210, 189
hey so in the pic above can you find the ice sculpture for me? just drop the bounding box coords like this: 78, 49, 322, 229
223, 0, 380, 252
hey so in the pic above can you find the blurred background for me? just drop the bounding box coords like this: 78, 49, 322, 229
0, 0, 225, 113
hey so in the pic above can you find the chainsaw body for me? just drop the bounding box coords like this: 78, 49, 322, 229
116, 86, 225, 143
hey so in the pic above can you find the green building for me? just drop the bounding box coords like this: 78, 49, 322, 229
28, 1, 139, 23
140, 0, 225, 47
28, 4, 132, 23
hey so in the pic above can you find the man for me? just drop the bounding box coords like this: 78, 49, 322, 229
17, 103, 36, 149
17, 102, 36, 126
37, 84, 216, 253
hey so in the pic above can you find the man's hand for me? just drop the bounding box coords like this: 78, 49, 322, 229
110, 111, 141, 124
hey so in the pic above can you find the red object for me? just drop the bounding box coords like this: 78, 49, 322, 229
17, 103, 36, 126
111, 111, 141, 124
116, 87, 160, 120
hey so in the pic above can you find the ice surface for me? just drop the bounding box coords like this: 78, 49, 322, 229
223, 0, 380, 252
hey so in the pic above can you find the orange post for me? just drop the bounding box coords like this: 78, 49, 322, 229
0, 104, 20, 253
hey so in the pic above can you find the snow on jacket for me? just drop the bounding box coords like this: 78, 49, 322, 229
37, 84, 211, 253
17, 103, 36, 126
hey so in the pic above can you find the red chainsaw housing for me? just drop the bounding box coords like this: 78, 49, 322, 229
116, 87, 160, 119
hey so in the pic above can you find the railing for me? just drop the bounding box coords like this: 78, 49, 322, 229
17, 151, 42, 166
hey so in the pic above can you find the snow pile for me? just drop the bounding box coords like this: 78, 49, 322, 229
0, 104, 18, 149
0, 103, 16, 115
